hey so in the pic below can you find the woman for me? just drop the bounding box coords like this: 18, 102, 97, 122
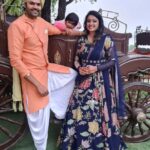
60, 10, 127, 150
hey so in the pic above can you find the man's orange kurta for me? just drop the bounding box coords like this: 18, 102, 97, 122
8, 14, 69, 113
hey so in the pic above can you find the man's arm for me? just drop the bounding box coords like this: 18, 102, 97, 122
8, 23, 30, 77
8, 23, 48, 96
64, 29, 85, 36
47, 22, 62, 35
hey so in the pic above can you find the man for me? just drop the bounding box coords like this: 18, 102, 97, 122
8, 0, 77, 149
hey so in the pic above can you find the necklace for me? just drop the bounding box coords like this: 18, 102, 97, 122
87, 35, 94, 44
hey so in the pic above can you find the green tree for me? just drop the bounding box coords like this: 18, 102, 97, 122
3, 0, 97, 22
41, 0, 52, 22
42, 0, 97, 22
55, 0, 74, 20
4, 0, 23, 16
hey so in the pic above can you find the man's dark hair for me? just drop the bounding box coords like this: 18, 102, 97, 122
65, 12, 79, 26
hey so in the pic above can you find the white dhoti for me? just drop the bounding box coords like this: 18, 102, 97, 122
26, 68, 77, 150
26, 104, 50, 150
49, 68, 77, 119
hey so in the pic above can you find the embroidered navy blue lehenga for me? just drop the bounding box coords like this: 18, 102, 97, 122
60, 34, 127, 150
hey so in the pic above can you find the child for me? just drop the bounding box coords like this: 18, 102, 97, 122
54, 12, 81, 31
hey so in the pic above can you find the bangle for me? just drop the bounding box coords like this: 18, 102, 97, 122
25, 73, 30, 79
96, 64, 100, 71
77, 66, 81, 70
79, 32, 82, 36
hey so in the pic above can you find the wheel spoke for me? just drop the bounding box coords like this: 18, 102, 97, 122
0, 98, 12, 107
0, 125, 13, 138
127, 92, 133, 107
0, 83, 9, 96
143, 121, 150, 129
0, 108, 13, 113
142, 94, 150, 105
135, 89, 140, 107
138, 123, 144, 135
121, 119, 128, 127
131, 122, 136, 136
0, 116, 23, 126
146, 110, 150, 114
125, 103, 132, 112
146, 116, 150, 120
124, 121, 131, 133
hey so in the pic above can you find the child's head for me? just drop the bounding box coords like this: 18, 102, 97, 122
65, 13, 79, 29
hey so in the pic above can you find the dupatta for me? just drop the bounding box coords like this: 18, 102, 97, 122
94, 34, 126, 119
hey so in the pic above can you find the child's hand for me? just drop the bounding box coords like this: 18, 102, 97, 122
61, 31, 67, 35
65, 28, 73, 35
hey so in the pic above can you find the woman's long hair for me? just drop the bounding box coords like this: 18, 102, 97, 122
84, 10, 104, 42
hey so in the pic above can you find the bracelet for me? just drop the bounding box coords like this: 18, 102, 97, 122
77, 66, 81, 70
96, 64, 100, 71
25, 73, 30, 79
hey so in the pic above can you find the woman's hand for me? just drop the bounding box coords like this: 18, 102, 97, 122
86, 65, 97, 74
79, 66, 89, 75
79, 65, 97, 75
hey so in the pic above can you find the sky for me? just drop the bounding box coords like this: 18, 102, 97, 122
66, 0, 150, 45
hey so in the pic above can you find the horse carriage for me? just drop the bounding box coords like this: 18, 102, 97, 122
0, 2, 150, 149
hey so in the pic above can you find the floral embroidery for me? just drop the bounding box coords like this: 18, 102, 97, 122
79, 43, 86, 52
79, 79, 91, 89
92, 88, 100, 100
72, 109, 77, 119
81, 140, 90, 149
88, 121, 99, 134
68, 127, 75, 137
76, 107, 83, 122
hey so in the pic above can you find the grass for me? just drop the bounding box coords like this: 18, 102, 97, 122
10, 123, 150, 150
1, 112, 149, 150
127, 141, 150, 150
9, 122, 61, 150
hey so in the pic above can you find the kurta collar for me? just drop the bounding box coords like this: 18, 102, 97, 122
21, 14, 39, 25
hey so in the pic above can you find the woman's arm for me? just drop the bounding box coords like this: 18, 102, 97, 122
87, 36, 115, 73
97, 59, 115, 71
74, 45, 88, 75
74, 38, 89, 75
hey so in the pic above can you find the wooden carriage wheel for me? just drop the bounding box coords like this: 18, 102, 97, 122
0, 58, 26, 150
121, 81, 150, 143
